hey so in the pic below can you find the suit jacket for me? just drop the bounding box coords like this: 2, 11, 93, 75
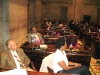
0, 48, 30, 69
27, 32, 44, 44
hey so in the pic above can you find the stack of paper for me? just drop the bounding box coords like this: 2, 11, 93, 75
0, 69, 27, 75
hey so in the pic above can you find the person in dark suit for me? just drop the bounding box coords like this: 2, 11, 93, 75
0, 38, 37, 71
27, 27, 44, 44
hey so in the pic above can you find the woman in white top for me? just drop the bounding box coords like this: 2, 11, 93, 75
53, 37, 91, 75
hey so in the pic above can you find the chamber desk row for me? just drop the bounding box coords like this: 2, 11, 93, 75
20, 43, 91, 71
77, 29, 100, 59
0, 68, 71, 75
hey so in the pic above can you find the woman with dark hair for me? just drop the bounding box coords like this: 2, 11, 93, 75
53, 37, 91, 75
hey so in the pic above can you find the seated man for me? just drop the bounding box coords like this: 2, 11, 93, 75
44, 20, 51, 29
0, 38, 37, 71
53, 37, 91, 75
27, 27, 44, 44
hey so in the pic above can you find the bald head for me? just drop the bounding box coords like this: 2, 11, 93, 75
6, 38, 17, 51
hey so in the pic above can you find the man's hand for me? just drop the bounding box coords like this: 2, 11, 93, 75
74, 63, 81, 67
22, 66, 26, 69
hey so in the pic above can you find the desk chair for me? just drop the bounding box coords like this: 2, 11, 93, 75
29, 61, 38, 72
47, 66, 54, 73
65, 35, 78, 47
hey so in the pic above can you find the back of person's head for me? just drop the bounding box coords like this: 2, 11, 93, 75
30, 27, 33, 32
55, 37, 65, 49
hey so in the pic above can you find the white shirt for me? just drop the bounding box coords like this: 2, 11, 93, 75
53, 49, 68, 73
39, 53, 55, 72
10, 50, 21, 69
32, 33, 40, 43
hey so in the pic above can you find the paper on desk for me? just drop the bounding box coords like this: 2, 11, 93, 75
0, 69, 27, 75
40, 44, 48, 49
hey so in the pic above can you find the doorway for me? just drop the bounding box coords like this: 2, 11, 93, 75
60, 7, 67, 22
83, 15, 91, 24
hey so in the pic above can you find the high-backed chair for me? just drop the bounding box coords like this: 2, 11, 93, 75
29, 61, 38, 72
37, 29, 45, 35
65, 35, 78, 47
47, 44, 56, 52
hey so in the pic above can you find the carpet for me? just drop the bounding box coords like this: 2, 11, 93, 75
89, 57, 100, 75
77, 40, 100, 75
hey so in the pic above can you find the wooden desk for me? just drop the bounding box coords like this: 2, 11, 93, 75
21, 42, 91, 71
82, 32, 98, 50
91, 37, 100, 59
0, 68, 71, 75
22, 49, 91, 71
43, 35, 63, 44
66, 50, 91, 68
27, 71, 71, 75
